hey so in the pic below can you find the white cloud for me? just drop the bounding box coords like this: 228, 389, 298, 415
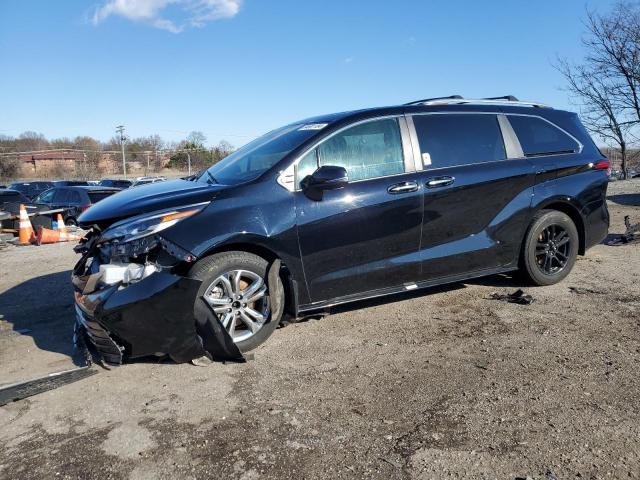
92, 0, 242, 33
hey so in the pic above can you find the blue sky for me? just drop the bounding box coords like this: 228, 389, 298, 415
0, 0, 619, 147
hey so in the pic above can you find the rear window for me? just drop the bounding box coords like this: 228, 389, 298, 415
88, 191, 116, 203
508, 115, 579, 157
413, 114, 506, 168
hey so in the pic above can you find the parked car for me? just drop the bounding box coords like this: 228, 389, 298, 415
1, 188, 34, 213
72, 95, 610, 365
8, 181, 54, 200
53, 180, 90, 187
0, 189, 53, 230
34, 186, 120, 226
98, 179, 133, 189
131, 176, 166, 187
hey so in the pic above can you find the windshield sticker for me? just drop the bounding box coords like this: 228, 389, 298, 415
299, 123, 328, 131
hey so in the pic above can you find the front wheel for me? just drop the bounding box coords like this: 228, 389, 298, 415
188, 251, 284, 352
520, 210, 579, 286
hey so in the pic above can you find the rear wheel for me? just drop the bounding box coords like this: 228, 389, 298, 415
520, 210, 579, 286
65, 217, 77, 227
189, 251, 284, 352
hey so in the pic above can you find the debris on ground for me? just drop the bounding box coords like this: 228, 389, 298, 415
488, 289, 535, 305
606, 215, 640, 245
0, 365, 98, 406
569, 286, 606, 295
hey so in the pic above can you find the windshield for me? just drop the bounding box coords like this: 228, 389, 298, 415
197, 124, 323, 185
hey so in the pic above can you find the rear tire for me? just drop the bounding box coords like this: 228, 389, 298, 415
188, 251, 284, 352
65, 217, 77, 227
520, 210, 579, 286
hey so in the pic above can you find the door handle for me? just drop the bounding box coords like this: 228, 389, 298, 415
426, 176, 455, 188
387, 181, 419, 194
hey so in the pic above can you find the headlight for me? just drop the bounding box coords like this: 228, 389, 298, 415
99, 202, 209, 244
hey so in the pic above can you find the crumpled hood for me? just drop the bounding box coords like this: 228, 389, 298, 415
78, 179, 226, 228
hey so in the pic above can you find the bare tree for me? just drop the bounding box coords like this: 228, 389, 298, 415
186, 131, 207, 148
583, 3, 640, 124
557, 2, 640, 178
557, 59, 633, 174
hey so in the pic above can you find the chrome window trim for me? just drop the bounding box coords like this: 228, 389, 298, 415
277, 114, 412, 192
404, 115, 423, 172
398, 116, 417, 174
497, 114, 524, 159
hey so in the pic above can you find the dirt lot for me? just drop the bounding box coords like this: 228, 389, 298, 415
1, 180, 639, 480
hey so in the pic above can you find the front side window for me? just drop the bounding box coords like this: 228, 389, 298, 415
413, 114, 506, 168
35, 190, 55, 203
508, 115, 579, 157
295, 150, 318, 187
317, 118, 405, 182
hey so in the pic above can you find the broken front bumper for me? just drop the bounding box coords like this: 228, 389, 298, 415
72, 234, 244, 365
73, 270, 208, 364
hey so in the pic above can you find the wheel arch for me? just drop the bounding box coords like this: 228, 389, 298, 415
533, 200, 586, 255
196, 241, 300, 317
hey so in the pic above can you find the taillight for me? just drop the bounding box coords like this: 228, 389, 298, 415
81, 205, 91, 212
594, 159, 610, 175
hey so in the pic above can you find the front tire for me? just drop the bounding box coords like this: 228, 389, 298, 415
188, 251, 284, 352
520, 210, 579, 286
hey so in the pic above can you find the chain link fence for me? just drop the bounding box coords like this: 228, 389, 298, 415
0, 147, 232, 183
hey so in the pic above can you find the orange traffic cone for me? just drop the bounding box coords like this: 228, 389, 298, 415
56, 214, 67, 234
36, 226, 59, 245
18, 204, 35, 245
36, 226, 82, 245
60, 230, 82, 242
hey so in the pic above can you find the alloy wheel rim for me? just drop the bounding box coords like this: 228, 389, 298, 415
535, 224, 571, 275
203, 270, 269, 342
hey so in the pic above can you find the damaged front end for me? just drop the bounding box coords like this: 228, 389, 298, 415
72, 203, 244, 365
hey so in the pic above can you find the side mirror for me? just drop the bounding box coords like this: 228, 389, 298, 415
301, 165, 348, 200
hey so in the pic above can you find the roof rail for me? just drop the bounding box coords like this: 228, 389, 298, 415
405, 95, 550, 109
404, 95, 463, 106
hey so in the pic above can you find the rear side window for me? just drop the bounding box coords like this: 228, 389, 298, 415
69, 190, 82, 204
413, 114, 506, 168
508, 115, 579, 157
88, 191, 116, 203
53, 189, 72, 203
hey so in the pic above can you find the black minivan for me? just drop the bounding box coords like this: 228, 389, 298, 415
73, 96, 610, 364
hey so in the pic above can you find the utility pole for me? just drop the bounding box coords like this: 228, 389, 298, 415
116, 125, 127, 178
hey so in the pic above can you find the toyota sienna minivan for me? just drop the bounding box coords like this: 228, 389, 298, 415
72, 96, 610, 364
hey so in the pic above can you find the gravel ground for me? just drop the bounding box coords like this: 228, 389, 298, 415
0, 179, 639, 480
